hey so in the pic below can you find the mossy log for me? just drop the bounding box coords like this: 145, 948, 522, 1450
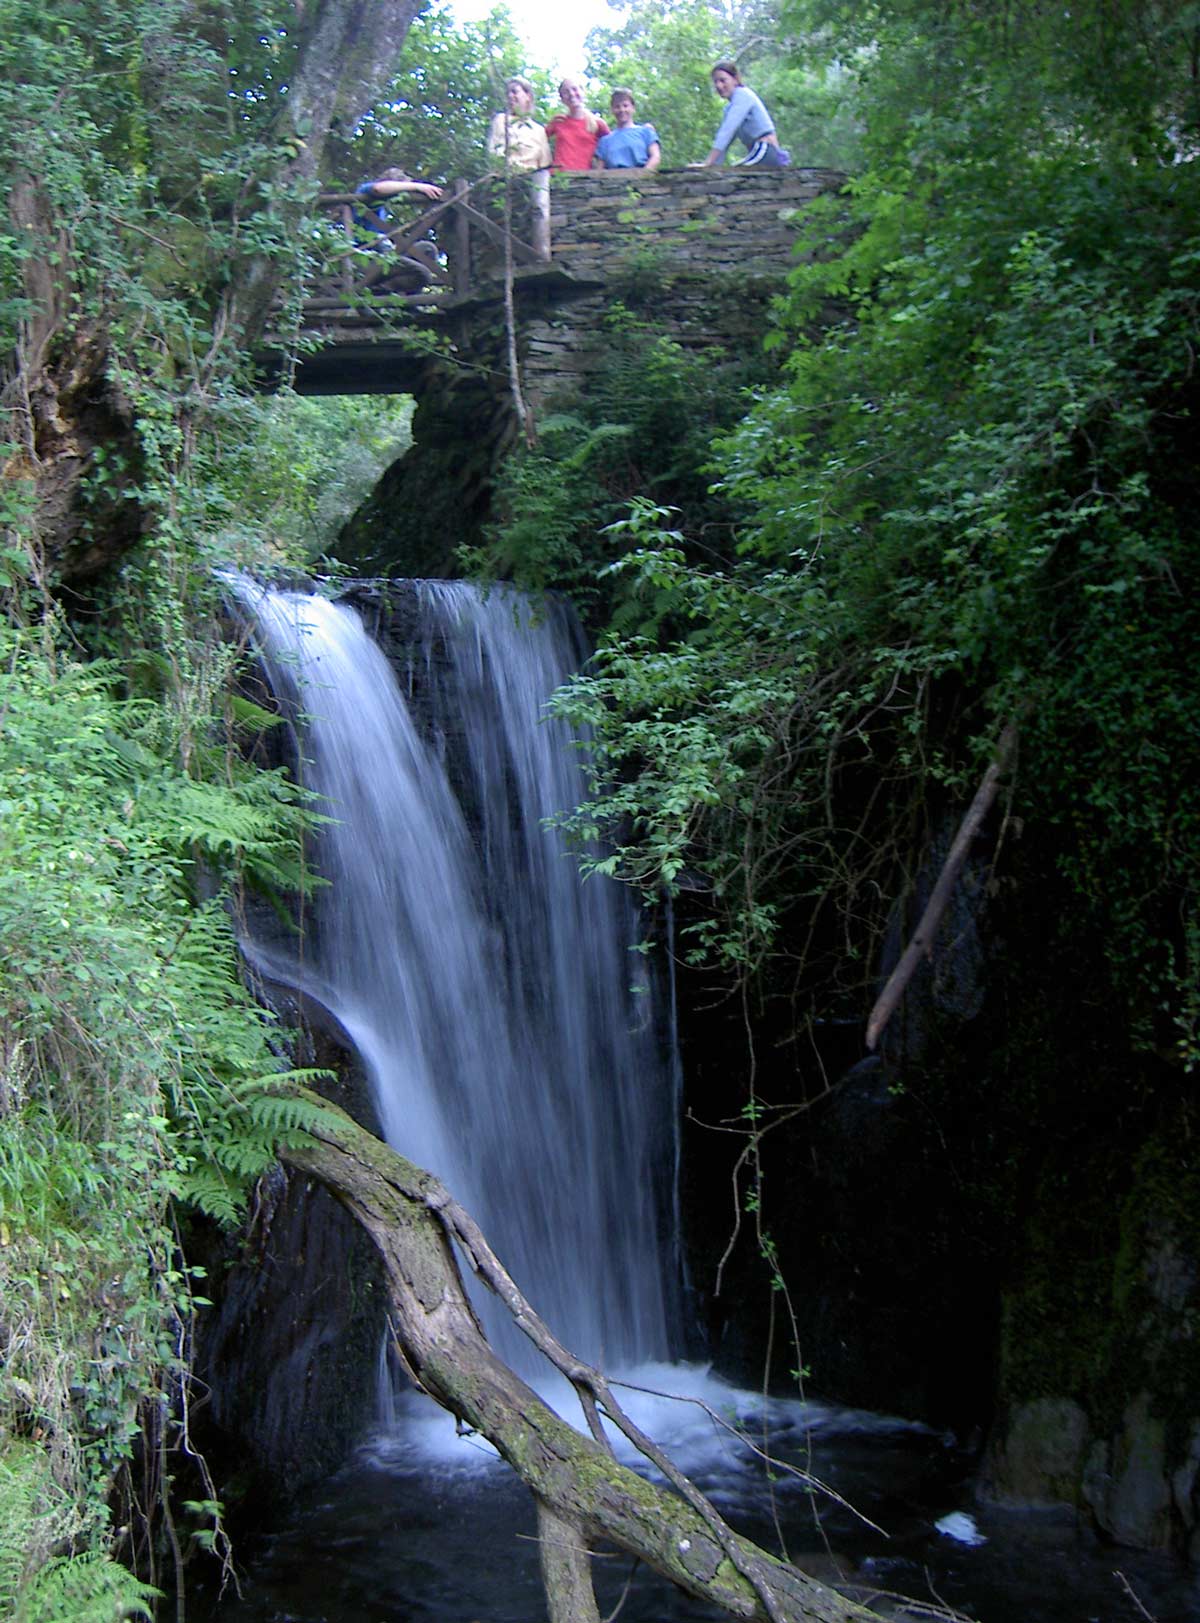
281, 1098, 878, 1623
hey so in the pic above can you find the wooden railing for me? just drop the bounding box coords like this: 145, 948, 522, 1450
307, 173, 551, 315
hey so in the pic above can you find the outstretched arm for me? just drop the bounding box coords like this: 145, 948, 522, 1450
369, 179, 444, 200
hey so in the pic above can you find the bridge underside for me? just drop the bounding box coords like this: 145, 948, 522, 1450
290, 340, 431, 396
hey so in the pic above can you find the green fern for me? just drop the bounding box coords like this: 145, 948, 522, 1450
0, 1449, 49, 1615
0, 614, 334, 1589
18, 1554, 158, 1623
0, 1451, 152, 1623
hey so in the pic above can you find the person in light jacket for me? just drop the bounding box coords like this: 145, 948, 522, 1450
696, 60, 790, 169
487, 76, 551, 171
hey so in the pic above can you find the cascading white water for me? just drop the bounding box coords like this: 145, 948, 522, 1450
237, 578, 676, 1377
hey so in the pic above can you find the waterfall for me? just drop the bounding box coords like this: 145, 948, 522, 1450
237, 579, 676, 1377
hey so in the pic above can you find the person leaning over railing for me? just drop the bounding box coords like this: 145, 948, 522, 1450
354, 167, 444, 246
486, 76, 551, 171
593, 89, 661, 171
694, 60, 790, 169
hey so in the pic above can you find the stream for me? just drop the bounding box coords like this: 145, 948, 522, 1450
196, 1365, 1198, 1623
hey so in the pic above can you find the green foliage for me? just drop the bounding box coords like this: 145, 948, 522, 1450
0, 615, 327, 1508
17, 1555, 158, 1623
550, 509, 946, 983
0, 1447, 158, 1622
464, 303, 768, 624
0, 0, 309, 359
336, 5, 546, 186
0, 5, 369, 1601
0, 604, 339, 1606
584, 0, 731, 162
721, 2, 1200, 1048
535, 0, 1200, 1069
202, 391, 414, 566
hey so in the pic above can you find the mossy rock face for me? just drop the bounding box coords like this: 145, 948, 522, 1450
984, 1108, 1200, 1549
984, 1398, 1090, 1505
335, 359, 512, 579
189, 1008, 389, 1513
1082, 1394, 1174, 1548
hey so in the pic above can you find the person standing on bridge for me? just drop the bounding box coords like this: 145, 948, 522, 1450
695, 61, 790, 170
593, 89, 661, 171
487, 77, 551, 171
546, 77, 609, 171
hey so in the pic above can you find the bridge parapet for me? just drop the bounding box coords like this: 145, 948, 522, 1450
546, 167, 844, 282
300, 168, 844, 331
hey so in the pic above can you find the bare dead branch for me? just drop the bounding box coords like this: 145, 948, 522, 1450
865, 721, 1018, 1051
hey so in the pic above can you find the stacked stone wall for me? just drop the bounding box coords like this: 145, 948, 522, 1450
547, 167, 843, 277
512, 168, 843, 406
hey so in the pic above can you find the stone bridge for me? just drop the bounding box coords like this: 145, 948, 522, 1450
278, 168, 843, 571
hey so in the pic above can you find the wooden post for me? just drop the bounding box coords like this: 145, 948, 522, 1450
530, 168, 551, 263
339, 204, 353, 294
451, 177, 471, 297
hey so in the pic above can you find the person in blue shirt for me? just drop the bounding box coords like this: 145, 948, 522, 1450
353, 167, 443, 244
594, 89, 662, 171
696, 61, 790, 169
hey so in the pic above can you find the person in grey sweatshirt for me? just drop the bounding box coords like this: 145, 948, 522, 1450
696, 60, 790, 169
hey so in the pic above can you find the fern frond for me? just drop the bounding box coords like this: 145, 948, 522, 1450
227, 694, 285, 732
236, 1067, 337, 1095
19, 1553, 158, 1623
173, 1164, 243, 1225
238, 1093, 341, 1136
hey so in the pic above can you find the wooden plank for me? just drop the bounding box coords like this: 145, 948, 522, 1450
451, 178, 471, 298
449, 197, 542, 265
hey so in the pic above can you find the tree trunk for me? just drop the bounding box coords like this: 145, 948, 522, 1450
3, 1, 425, 586
536, 1499, 602, 1623
4, 177, 147, 584
865, 721, 1019, 1051
227, 0, 426, 350
281, 1100, 879, 1623
282, 0, 426, 168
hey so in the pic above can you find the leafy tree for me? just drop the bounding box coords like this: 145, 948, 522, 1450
584, 0, 732, 160
331, 4, 540, 186
551, 0, 1200, 1069
206, 393, 415, 564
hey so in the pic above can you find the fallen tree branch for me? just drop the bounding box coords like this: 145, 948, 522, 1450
281, 1098, 878, 1623
865, 720, 1018, 1051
